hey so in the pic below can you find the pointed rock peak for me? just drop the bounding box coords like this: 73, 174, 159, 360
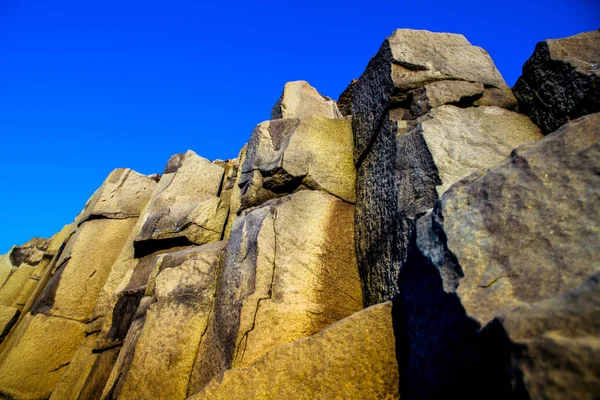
271, 80, 343, 120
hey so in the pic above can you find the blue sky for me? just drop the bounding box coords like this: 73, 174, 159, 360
0, 0, 598, 252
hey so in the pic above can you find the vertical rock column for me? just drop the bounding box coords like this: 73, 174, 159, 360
351, 29, 543, 306
0, 168, 157, 400
186, 81, 364, 395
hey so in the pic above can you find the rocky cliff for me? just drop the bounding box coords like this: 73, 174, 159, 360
0, 28, 598, 400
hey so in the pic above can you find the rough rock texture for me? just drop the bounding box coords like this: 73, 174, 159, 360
188, 190, 362, 393
190, 302, 398, 400
1, 28, 598, 400
514, 29, 600, 134
76, 168, 158, 224
0, 314, 85, 400
239, 116, 356, 210
32, 218, 137, 322
394, 112, 600, 399
134, 150, 227, 256
352, 28, 512, 162
271, 80, 343, 120
353, 29, 543, 306
115, 242, 225, 400
337, 79, 357, 117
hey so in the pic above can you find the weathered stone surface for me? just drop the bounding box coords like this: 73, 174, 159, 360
514, 29, 600, 134
115, 242, 225, 400
191, 302, 398, 400
32, 218, 137, 322
0, 265, 35, 307
224, 145, 246, 239
271, 80, 343, 120
239, 116, 355, 210
337, 79, 357, 117
473, 87, 518, 110
353, 29, 511, 162
76, 168, 158, 224
134, 150, 227, 256
410, 80, 484, 117
402, 105, 543, 201
496, 273, 600, 399
48, 333, 100, 400
0, 313, 85, 400
188, 190, 362, 393
357, 105, 542, 306
0, 305, 19, 344
394, 112, 600, 399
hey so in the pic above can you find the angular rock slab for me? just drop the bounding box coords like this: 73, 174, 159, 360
32, 218, 137, 322
353, 29, 511, 161
188, 191, 362, 393
394, 112, 600, 398
271, 80, 343, 120
134, 150, 227, 256
0, 313, 85, 400
239, 116, 355, 210
356, 105, 542, 306
115, 242, 225, 400
514, 29, 600, 134
190, 302, 398, 400
496, 273, 600, 399
76, 168, 158, 224
399, 105, 543, 211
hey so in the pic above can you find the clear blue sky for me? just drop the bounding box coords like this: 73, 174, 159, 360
0, 0, 598, 252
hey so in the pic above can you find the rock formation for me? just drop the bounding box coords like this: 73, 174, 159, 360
0, 28, 598, 400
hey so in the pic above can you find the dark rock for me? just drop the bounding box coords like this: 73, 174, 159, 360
514, 29, 600, 134
337, 79, 357, 117
394, 112, 600, 399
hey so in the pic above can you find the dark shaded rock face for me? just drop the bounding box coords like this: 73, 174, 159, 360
352, 29, 542, 306
394, 112, 600, 399
514, 29, 600, 134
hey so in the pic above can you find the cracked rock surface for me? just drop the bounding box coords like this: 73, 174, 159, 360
394, 112, 600, 399
239, 116, 356, 209
514, 29, 600, 134
189, 190, 362, 393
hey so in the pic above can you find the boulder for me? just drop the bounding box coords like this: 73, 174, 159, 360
271, 80, 343, 120
514, 29, 600, 134
190, 302, 398, 400
134, 151, 227, 256
0, 313, 85, 400
31, 218, 137, 322
394, 112, 600, 398
352, 29, 511, 162
187, 190, 362, 393
356, 105, 542, 305
239, 116, 355, 210
114, 242, 225, 400
224, 145, 247, 239
410, 80, 484, 117
76, 168, 158, 224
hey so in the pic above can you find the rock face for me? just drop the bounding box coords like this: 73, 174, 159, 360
353, 29, 542, 306
271, 80, 343, 120
0, 28, 599, 400
514, 30, 600, 134
134, 150, 227, 256
394, 112, 600, 399
190, 302, 398, 400
239, 116, 356, 210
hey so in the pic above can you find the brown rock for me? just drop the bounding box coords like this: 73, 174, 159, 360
0, 313, 85, 400
514, 29, 600, 133
239, 116, 355, 210
134, 151, 227, 256
271, 80, 343, 120
191, 302, 398, 400
188, 190, 362, 393
76, 168, 158, 224
394, 112, 600, 399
